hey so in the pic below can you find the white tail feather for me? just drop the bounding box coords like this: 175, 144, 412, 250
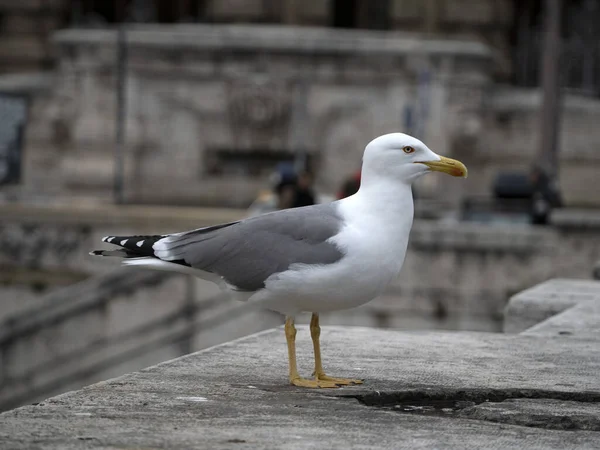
121, 257, 222, 283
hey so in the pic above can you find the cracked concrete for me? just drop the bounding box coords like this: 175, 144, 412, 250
357, 389, 600, 431
457, 399, 600, 431
1, 278, 600, 449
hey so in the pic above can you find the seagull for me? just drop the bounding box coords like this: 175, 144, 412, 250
91, 133, 467, 388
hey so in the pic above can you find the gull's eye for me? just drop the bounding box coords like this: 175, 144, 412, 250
403, 146, 415, 154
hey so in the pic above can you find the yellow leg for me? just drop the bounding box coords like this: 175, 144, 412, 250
285, 317, 338, 388
310, 313, 363, 385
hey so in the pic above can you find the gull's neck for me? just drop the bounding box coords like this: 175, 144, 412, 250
335, 177, 414, 281
341, 177, 414, 233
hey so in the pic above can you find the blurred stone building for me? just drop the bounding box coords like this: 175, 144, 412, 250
2, 0, 600, 207
3, 1, 600, 409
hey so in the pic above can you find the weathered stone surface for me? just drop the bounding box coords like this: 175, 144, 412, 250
1, 318, 600, 449
523, 299, 600, 339
504, 278, 600, 333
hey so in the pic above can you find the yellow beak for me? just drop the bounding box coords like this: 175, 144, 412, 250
419, 156, 468, 178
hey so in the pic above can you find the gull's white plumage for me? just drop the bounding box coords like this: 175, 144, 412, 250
96, 132, 468, 388
124, 133, 427, 315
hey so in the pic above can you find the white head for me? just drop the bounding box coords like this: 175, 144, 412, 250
361, 133, 467, 185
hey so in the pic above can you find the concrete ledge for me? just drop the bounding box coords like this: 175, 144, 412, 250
504, 278, 600, 333
551, 209, 600, 229
522, 300, 600, 339
54, 25, 491, 59
3, 278, 600, 448
410, 220, 555, 253
2, 320, 600, 449
0, 72, 53, 96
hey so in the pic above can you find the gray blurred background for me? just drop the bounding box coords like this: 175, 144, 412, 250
1, 0, 599, 411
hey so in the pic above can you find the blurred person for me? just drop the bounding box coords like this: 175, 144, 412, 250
275, 171, 298, 210
275, 170, 316, 209
530, 165, 562, 225
247, 166, 318, 216
292, 171, 316, 208
337, 170, 361, 199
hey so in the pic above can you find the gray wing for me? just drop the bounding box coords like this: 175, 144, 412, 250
153, 203, 345, 291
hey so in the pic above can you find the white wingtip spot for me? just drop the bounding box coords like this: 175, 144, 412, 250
136, 240, 144, 247
120, 239, 128, 246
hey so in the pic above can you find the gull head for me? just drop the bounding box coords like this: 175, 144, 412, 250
362, 133, 468, 184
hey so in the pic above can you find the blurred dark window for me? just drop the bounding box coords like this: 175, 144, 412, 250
512, 0, 600, 97
154, 0, 207, 23
332, 0, 390, 30
332, 0, 357, 28
72, 0, 207, 24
